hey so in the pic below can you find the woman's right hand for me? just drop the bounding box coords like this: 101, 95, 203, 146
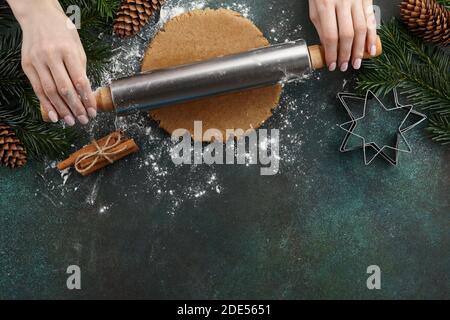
8, 0, 96, 125
309, 0, 378, 72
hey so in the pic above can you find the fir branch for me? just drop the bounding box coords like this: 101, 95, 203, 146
14, 121, 77, 160
95, 0, 121, 19
427, 115, 450, 144
0, 28, 42, 120
0, 96, 76, 159
357, 18, 450, 144
436, 0, 450, 9
0, 2, 16, 29
59, 0, 121, 20
357, 19, 450, 115
0, 27, 26, 104
19, 88, 42, 120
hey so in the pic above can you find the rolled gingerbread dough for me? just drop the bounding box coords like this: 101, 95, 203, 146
141, 9, 282, 142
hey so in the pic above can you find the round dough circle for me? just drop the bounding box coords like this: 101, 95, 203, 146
142, 9, 282, 142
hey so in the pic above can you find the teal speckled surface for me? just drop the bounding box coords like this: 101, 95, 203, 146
0, 0, 449, 299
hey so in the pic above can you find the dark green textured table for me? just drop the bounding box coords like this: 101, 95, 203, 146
0, 0, 449, 299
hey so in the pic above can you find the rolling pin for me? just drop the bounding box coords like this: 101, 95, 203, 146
41, 37, 382, 122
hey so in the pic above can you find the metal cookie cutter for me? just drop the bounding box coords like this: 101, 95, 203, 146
337, 89, 427, 166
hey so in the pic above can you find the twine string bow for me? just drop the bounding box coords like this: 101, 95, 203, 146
74, 132, 127, 174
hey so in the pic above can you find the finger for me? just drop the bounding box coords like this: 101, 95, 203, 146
336, 4, 354, 72
318, 3, 339, 71
34, 63, 75, 126
22, 63, 58, 123
64, 52, 97, 118
309, 0, 319, 27
309, 0, 323, 42
363, 0, 378, 56
351, 1, 368, 70
48, 59, 89, 125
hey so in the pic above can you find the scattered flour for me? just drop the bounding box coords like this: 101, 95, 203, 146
39, 0, 310, 215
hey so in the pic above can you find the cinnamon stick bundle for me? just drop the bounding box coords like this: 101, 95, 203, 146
57, 130, 139, 176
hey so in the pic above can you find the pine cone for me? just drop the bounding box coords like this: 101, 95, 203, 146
400, 0, 450, 46
113, 0, 165, 38
0, 123, 27, 169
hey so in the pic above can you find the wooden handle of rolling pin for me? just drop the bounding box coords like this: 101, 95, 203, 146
40, 86, 114, 122
308, 35, 382, 70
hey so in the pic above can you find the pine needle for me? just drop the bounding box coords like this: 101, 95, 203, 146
436, 0, 450, 9
427, 115, 450, 144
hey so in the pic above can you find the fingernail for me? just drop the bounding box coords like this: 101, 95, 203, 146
340, 62, 348, 72
370, 45, 377, 57
48, 111, 58, 123
64, 115, 75, 127
77, 115, 89, 125
353, 58, 362, 70
87, 108, 97, 118
328, 62, 337, 71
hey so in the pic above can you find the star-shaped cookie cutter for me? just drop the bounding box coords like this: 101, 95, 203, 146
337, 89, 427, 166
